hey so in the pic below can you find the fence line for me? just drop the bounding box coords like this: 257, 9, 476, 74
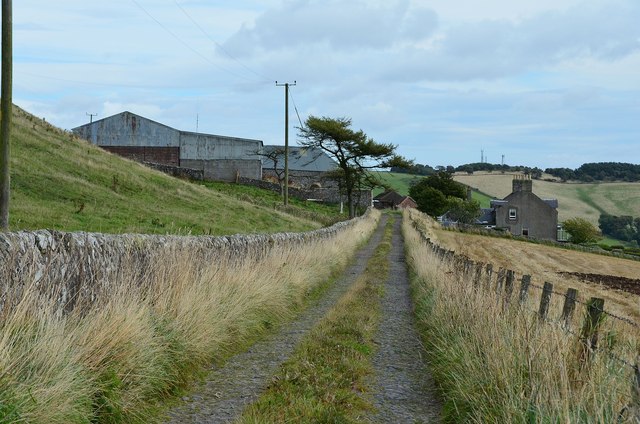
409, 217, 640, 420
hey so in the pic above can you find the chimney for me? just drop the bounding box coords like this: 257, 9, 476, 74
512, 174, 532, 193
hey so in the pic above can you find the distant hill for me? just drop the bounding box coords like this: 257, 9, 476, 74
6, 105, 329, 235
454, 172, 640, 225
371, 171, 422, 196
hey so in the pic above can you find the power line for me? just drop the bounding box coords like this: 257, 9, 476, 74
288, 86, 304, 129
173, 0, 273, 83
130, 0, 256, 83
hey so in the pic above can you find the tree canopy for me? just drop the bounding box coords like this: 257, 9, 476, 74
409, 172, 468, 217
298, 116, 410, 218
563, 217, 600, 244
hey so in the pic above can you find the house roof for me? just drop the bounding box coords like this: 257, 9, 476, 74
374, 190, 407, 206
262, 146, 337, 172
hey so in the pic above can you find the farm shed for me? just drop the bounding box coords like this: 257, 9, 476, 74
261, 145, 337, 188
373, 190, 417, 210
72, 111, 263, 182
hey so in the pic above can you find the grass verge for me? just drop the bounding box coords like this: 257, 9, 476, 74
238, 216, 394, 423
403, 209, 637, 423
0, 211, 380, 423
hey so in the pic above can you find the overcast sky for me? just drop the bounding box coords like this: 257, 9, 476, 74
10, 0, 640, 168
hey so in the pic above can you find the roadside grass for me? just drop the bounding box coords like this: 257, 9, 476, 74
8, 105, 320, 235
202, 181, 345, 226
403, 210, 637, 423
0, 210, 380, 423
238, 216, 394, 423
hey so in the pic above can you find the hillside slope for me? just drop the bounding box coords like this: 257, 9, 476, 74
7, 106, 320, 235
454, 172, 640, 225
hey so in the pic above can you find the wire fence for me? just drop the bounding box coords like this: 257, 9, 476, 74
409, 216, 640, 421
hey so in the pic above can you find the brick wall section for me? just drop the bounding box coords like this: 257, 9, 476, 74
0, 210, 371, 315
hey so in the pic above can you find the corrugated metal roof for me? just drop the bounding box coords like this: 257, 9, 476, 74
262, 146, 337, 172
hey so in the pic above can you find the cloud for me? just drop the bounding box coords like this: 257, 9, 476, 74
383, 0, 640, 82
221, 0, 438, 56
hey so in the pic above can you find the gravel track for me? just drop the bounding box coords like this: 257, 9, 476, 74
162, 215, 389, 424
369, 214, 441, 423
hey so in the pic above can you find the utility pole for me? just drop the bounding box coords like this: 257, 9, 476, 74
86, 112, 97, 123
1, 0, 12, 231
275, 80, 296, 206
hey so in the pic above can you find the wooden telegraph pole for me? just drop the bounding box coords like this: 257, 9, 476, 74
276, 81, 296, 206
1, 0, 12, 230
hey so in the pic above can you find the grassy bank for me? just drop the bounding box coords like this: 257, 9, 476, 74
403, 210, 637, 422
0, 210, 380, 423
8, 105, 321, 235
239, 217, 393, 423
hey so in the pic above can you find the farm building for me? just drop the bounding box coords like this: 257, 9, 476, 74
487, 175, 558, 240
373, 190, 417, 210
261, 146, 337, 188
72, 111, 263, 182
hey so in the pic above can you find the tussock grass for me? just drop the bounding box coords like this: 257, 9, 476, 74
238, 217, 394, 423
0, 210, 380, 423
403, 210, 638, 423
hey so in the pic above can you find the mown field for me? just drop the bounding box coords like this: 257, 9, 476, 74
454, 171, 640, 225
7, 105, 341, 235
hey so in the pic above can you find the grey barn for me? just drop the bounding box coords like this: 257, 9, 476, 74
72, 111, 262, 182
261, 145, 337, 188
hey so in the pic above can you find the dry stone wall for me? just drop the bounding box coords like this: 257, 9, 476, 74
0, 212, 368, 316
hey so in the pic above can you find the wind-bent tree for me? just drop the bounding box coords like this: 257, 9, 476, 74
298, 116, 409, 218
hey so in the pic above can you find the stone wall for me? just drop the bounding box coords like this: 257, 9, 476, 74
143, 162, 204, 181
0, 211, 370, 315
237, 177, 372, 208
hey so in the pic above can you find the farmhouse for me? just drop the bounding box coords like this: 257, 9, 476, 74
261, 145, 337, 188
486, 175, 558, 240
72, 111, 263, 182
373, 190, 417, 210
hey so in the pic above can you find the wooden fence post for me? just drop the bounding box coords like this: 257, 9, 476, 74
504, 270, 515, 307
485, 264, 493, 291
518, 275, 531, 305
631, 356, 640, 423
473, 262, 483, 289
578, 297, 605, 365
495, 267, 506, 295
632, 357, 640, 423
538, 282, 553, 322
560, 288, 578, 330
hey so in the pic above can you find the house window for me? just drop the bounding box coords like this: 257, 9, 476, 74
508, 208, 517, 220
522, 228, 529, 237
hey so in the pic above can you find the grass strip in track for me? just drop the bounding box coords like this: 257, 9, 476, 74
237, 218, 394, 423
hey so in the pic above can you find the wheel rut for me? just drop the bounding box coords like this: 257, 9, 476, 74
162, 214, 389, 424
368, 214, 441, 423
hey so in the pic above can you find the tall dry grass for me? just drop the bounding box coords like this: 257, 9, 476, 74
403, 209, 638, 423
0, 210, 379, 423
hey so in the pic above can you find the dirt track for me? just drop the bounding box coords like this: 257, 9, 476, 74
163, 214, 441, 422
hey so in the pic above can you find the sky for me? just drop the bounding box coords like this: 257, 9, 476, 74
8, 0, 640, 169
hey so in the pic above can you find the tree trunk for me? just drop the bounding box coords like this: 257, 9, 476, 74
347, 188, 355, 219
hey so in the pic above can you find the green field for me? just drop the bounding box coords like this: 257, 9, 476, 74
371, 171, 422, 196
6, 106, 341, 235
